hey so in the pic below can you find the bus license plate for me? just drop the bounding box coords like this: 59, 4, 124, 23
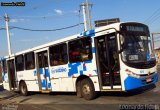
146, 78, 152, 82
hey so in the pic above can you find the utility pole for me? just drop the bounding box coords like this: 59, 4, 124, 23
81, 3, 87, 31
4, 14, 12, 56
80, 0, 93, 31
86, 0, 92, 30
152, 33, 160, 50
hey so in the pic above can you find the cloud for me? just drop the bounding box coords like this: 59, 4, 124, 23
54, 9, 63, 15
73, 10, 79, 15
19, 19, 25, 22
10, 18, 27, 23
10, 19, 18, 23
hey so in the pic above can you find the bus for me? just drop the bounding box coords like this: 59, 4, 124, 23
1, 20, 159, 100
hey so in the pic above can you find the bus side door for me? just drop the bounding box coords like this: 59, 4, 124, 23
7, 59, 17, 90
95, 33, 121, 90
36, 50, 51, 91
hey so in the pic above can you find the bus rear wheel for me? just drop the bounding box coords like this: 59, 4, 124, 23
20, 82, 28, 96
81, 78, 96, 100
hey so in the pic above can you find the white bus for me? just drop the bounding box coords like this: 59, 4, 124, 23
1, 21, 158, 100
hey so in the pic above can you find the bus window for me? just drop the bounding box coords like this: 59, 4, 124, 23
25, 52, 35, 70
68, 37, 92, 63
49, 43, 68, 66
15, 55, 24, 71
2, 60, 7, 73
38, 53, 43, 68
37, 51, 48, 68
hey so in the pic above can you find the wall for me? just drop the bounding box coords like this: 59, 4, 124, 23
154, 48, 160, 66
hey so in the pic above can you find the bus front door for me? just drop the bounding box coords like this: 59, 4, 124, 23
95, 33, 121, 90
37, 51, 51, 92
7, 59, 17, 90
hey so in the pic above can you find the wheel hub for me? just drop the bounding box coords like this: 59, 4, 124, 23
82, 84, 90, 95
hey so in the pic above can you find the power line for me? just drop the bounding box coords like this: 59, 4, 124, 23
0, 27, 14, 30
0, 23, 83, 31
148, 15, 160, 25
144, 7, 160, 24
0, 28, 6, 30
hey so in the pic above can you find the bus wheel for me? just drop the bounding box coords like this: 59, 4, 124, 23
81, 78, 96, 100
76, 81, 83, 98
20, 82, 28, 96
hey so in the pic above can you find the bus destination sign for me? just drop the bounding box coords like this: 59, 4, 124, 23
120, 23, 149, 33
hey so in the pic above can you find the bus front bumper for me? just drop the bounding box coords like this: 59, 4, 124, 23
124, 73, 159, 91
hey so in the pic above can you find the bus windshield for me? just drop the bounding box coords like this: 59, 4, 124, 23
120, 23, 156, 68
121, 33, 150, 62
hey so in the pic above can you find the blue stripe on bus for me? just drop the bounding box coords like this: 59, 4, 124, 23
45, 68, 51, 89
80, 71, 83, 75
92, 47, 95, 53
124, 73, 158, 91
84, 60, 92, 64
2, 72, 5, 81
39, 68, 46, 89
88, 29, 95, 37
35, 68, 52, 90
39, 68, 43, 75
68, 60, 93, 77
41, 80, 46, 89
80, 29, 95, 37
45, 69, 49, 77
93, 70, 97, 73
33, 70, 37, 76
83, 66, 87, 71
68, 63, 81, 77
48, 83, 51, 89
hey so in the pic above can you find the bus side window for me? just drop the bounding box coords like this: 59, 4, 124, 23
15, 55, 24, 72
68, 37, 92, 63
49, 43, 68, 66
25, 52, 35, 70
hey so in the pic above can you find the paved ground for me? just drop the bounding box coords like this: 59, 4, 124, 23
0, 68, 160, 110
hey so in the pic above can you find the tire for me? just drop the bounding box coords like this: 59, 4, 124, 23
19, 82, 28, 96
81, 78, 96, 100
76, 81, 83, 98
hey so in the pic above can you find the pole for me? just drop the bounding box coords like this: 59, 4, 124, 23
81, 3, 87, 31
86, 0, 92, 30
4, 14, 12, 56
152, 33, 154, 50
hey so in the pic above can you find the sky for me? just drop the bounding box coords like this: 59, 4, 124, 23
0, 0, 160, 56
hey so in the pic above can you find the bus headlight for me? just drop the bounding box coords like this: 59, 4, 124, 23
125, 69, 140, 78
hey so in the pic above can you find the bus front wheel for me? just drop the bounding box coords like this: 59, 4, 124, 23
81, 78, 96, 100
20, 81, 28, 96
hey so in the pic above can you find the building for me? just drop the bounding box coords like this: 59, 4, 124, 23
154, 47, 160, 66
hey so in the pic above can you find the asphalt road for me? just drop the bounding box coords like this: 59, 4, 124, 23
0, 69, 160, 110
